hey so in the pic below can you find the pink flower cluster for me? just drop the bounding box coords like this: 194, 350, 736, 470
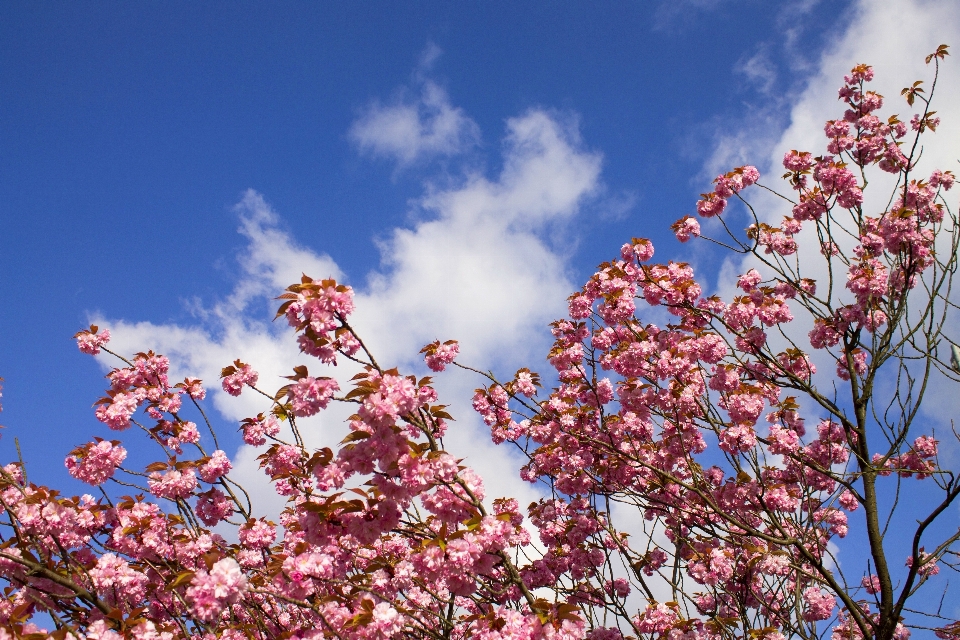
199, 449, 232, 482
279, 276, 360, 365
65, 439, 127, 485
693, 165, 759, 218
186, 557, 247, 622
421, 339, 460, 372
221, 361, 259, 396
75, 326, 111, 355
671, 215, 701, 243
240, 412, 280, 446
286, 375, 340, 417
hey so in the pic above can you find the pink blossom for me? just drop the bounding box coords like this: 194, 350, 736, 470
187, 557, 247, 622
720, 424, 757, 453
65, 440, 127, 486
76, 328, 111, 355
90, 553, 147, 606
370, 602, 403, 637
604, 578, 631, 598
220, 363, 258, 396
714, 174, 742, 198
288, 376, 339, 417
737, 269, 762, 292
784, 150, 814, 172
181, 377, 206, 400
423, 340, 460, 372
513, 370, 538, 397
84, 620, 122, 640
725, 392, 765, 425
196, 488, 233, 526
239, 518, 276, 549
199, 450, 232, 483
836, 349, 868, 381
178, 421, 200, 444
635, 602, 679, 634
767, 424, 800, 455
568, 294, 593, 319
906, 550, 939, 577
95, 392, 139, 430
672, 216, 700, 242
241, 413, 280, 446
147, 468, 198, 500
839, 490, 860, 511
809, 318, 844, 349
696, 194, 726, 217
802, 587, 835, 621
930, 169, 955, 191
913, 435, 938, 458
621, 238, 654, 263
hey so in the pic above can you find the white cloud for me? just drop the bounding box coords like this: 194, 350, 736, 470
354, 110, 602, 368
97, 108, 602, 521
736, 46, 778, 95
349, 74, 480, 167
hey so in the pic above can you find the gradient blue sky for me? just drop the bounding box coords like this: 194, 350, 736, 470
3, 5, 960, 619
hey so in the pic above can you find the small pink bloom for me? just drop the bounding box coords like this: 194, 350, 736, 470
288, 376, 339, 417
672, 216, 701, 242
802, 587, 835, 621
199, 450, 232, 483
182, 377, 206, 400
221, 363, 258, 396
196, 488, 234, 526
696, 194, 726, 217
76, 327, 111, 355
148, 468, 198, 500
65, 440, 127, 486
423, 340, 460, 372
187, 557, 248, 622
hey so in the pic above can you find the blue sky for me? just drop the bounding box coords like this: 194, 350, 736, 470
3, 2, 960, 621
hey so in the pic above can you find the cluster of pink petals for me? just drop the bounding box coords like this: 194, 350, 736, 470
240, 413, 280, 446
280, 277, 360, 366
65, 439, 127, 485
90, 553, 148, 607
691, 165, 759, 219
148, 468, 198, 500
186, 557, 248, 622
422, 339, 460, 372
75, 327, 112, 355
288, 375, 339, 417
221, 362, 259, 396
199, 449, 232, 482
671, 215, 701, 242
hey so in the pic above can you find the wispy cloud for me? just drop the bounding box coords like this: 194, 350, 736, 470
735, 45, 777, 95
349, 47, 480, 168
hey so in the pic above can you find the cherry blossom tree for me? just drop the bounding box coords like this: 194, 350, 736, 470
0, 46, 957, 640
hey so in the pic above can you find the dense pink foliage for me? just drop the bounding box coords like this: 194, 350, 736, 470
0, 47, 956, 640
